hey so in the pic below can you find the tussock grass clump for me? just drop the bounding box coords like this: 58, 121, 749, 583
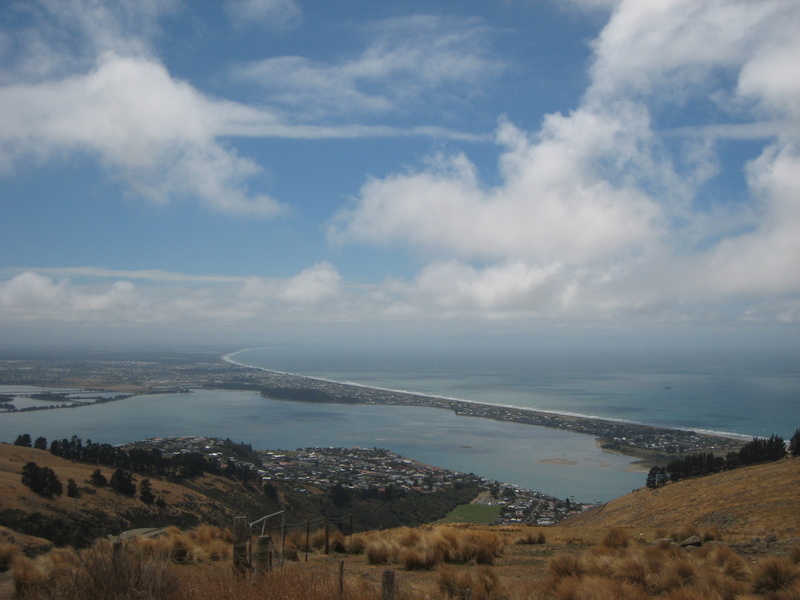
515, 529, 547, 545
0, 542, 20, 571
396, 526, 422, 548
401, 545, 439, 571
11, 555, 50, 597
428, 527, 503, 566
309, 528, 327, 550
12, 541, 178, 600
704, 543, 749, 581
548, 553, 585, 581
344, 532, 367, 554
600, 527, 631, 550
437, 564, 501, 600
365, 540, 394, 565
329, 530, 346, 553
750, 555, 800, 595
285, 527, 310, 552
542, 534, 776, 600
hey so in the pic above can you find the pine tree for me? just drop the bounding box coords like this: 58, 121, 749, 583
110, 469, 136, 496
90, 468, 107, 486
21, 462, 62, 497
14, 434, 32, 447
139, 478, 155, 504
790, 428, 800, 457
67, 479, 80, 498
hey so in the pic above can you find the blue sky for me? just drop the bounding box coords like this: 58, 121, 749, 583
1, 0, 799, 351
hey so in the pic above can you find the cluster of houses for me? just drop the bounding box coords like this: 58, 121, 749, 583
126, 436, 589, 525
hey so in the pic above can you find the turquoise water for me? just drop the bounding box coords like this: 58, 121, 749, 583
229, 344, 800, 439
0, 388, 641, 502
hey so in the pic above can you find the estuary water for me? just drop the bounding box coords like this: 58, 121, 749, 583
1, 387, 641, 502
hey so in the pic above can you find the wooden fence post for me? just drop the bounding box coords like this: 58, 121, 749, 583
382, 570, 395, 600
465, 589, 472, 600
233, 516, 248, 574
324, 516, 330, 555
305, 521, 310, 562
338, 560, 345, 597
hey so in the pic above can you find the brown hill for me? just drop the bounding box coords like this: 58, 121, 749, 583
0, 443, 273, 549
0, 443, 480, 551
564, 457, 800, 537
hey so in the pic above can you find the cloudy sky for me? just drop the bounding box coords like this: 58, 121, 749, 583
1, 0, 799, 352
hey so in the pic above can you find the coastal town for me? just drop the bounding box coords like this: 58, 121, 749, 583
0, 354, 745, 460
122, 435, 586, 526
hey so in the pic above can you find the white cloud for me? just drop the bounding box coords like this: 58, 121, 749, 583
0, 271, 149, 322
332, 113, 663, 266
3, 0, 180, 82
234, 15, 502, 120
738, 34, 800, 122
224, 0, 302, 31
0, 3, 488, 215
330, 0, 800, 323
0, 53, 285, 216
241, 263, 342, 307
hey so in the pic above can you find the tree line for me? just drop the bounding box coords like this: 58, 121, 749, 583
12, 433, 259, 483
646, 430, 799, 488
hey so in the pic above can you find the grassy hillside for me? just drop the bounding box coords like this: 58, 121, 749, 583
0, 443, 478, 550
0, 443, 270, 548
2, 447, 800, 599
564, 457, 800, 537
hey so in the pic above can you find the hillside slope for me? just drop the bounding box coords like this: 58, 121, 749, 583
564, 457, 799, 537
0, 443, 267, 547
0, 443, 480, 549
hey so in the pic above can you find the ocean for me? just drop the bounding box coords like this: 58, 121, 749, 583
228, 344, 800, 439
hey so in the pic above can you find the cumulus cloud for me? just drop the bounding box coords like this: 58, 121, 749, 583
0, 264, 344, 332
0, 53, 285, 215
0, 272, 148, 323
333, 113, 663, 266
240, 263, 342, 307
330, 0, 800, 321
234, 15, 502, 120
0, 3, 489, 216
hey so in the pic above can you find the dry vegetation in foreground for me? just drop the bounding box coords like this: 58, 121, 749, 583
4, 523, 800, 600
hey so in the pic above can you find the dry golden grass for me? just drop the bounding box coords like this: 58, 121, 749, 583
565, 458, 800, 537
0, 443, 245, 539
0, 544, 19, 572
8, 521, 800, 600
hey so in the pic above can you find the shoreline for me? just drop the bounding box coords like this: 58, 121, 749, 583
220, 351, 749, 463
222, 350, 752, 443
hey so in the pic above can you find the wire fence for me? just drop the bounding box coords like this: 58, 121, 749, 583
233, 514, 516, 600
